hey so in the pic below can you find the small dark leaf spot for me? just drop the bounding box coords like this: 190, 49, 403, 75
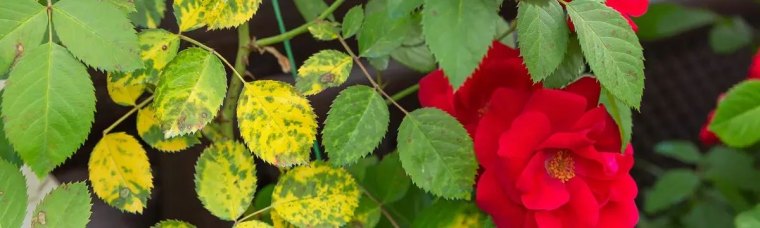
161, 45, 168, 51
120, 188, 130, 198
36, 211, 46, 225
320, 73, 334, 83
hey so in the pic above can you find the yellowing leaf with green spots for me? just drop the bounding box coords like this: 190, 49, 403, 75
173, 0, 262, 32
131, 0, 167, 28
151, 220, 196, 228
295, 50, 353, 95
89, 132, 153, 214
411, 200, 492, 228
270, 210, 297, 228
137, 106, 200, 152
272, 162, 360, 227
194, 141, 257, 221
237, 80, 317, 167
308, 20, 340, 41
106, 29, 180, 106
235, 220, 273, 228
153, 47, 227, 138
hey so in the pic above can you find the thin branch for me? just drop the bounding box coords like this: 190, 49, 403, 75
496, 20, 517, 41
234, 205, 273, 226
177, 34, 247, 84
102, 95, 154, 135
219, 23, 252, 138
361, 187, 401, 228
46, 0, 52, 43
254, 0, 346, 47
386, 84, 419, 105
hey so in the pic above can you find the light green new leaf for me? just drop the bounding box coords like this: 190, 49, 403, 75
342, 6, 364, 38
0, 159, 27, 228
296, 50, 353, 95
517, 0, 569, 82
654, 140, 702, 164
53, 0, 142, 72
235, 220, 273, 228
106, 0, 137, 12
323, 85, 389, 166
364, 152, 410, 204
31, 182, 92, 228
709, 17, 752, 54
709, 80, 760, 147
543, 36, 586, 88
272, 162, 361, 227
308, 20, 340, 41
737, 204, 760, 228
2, 43, 95, 177
195, 141, 257, 221
644, 169, 700, 213
89, 132, 153, 213
237, 80, 317, 167
153, 47, 227, 138
152, 220, 197, 228
397, 108, 477, 199
600, 87, 632, 152
567, 0, 645, 109
422, 0, 497, 89
412, 200, 491, 228
294, 0, 333, 21
358, 0, 413, 58
131, 0, 166, 28
0, 0, 48, 76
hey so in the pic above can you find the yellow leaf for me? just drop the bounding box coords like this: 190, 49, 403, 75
270, 210, 297, 228
137, 106, 200, 152
235, 220, 273, 228
272, 162, 360, 227
89, 132, 153, 213
236, 80, 317, 167
107, 71, 146, 106
173, 0, 262, 32
295, 50, 353, 95
194, 141, 257, 221
173, 0, 207, 32
151, 220, 196, 228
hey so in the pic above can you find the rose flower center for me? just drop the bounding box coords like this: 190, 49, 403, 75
545, 150, 575, 183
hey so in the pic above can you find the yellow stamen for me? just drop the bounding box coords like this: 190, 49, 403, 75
545, 150, 575, 183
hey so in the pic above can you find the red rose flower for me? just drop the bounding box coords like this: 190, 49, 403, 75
419, 42, 638, 228
567, 0, 648, 32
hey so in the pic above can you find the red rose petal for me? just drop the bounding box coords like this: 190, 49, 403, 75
563, 76, 602, 110
498, 112, 552, 159
517, 151, 570, 210
606, 0, 648, 17
474, 88, 531, 168
476, 170, 528, 227
564, 179, 601, 227
749, 48, 760, 79
598, 200, 639, 228
418, 70, 456, 115
524, 89, 588, 131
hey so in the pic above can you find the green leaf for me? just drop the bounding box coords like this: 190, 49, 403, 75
358, 0, 413, 58
0, 0, 48, 76
634, 3, 717, 41
195, 141, 257, 221
368, 56, 389, 71
346, 156, 379, 182
387, 0, 422, 18
709, 17, 752, 54
0, 98, 22, 167
296, 50, 353, 95
53, 0, 142, 72
543, 36, 586, 88
31, 182, 92, 228
681, 199, 733, 228
703, 146, 760, 192
412, 200, 490, 227
89, 132, 153, 213
567, 0, 645, 109
654, 140, 702, 164
709, 80, 760, 147
600, 87, 632, 152
323, 85, 389, 166
379, 186, 431, 227
397, 108, 477, 199
0, 159, 27, 228
363, 152, 411, 204
152, 220, 197, 228
308, 20, 340, 41
130, 0, 167, 28
251, 184, 275, 224
516, 0, 569, 82
2, 43, 95, 177
153, 47, 227, 138
736, 204, 760, 228
391, 18, 436, 73
422, 0, 497, 89
272, 162, 361, 227
294, 0, 333, 21
342, 6, 364, 38
348, 196, 382, 228
106, 0, 136, 12
644, 169, 700, 213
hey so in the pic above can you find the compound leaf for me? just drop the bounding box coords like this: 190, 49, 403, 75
0, 159, 27, 228
89, 132, 153, 214
194, 141, 257, 221
296, 50, 353, 95
237, 80, 317, 167
235, 220, 273, 228
0, 0, 48, 76
31, 182, 92, 228
131, 0, 167, 28
152, 220, 196, 228
137, 106, 200, 152
517, 0, 569, 82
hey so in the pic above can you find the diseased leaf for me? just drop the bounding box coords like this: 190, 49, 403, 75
106, 29, 180, 106
152, 220, 196, 228
644, 169, 700, 213
271, 210, 297, 228
235, 220, 273, 228
422, 0, 497, 89
53, 0, 142, 72
342, 6, 364, 38
516, 0, 569, 82
106, 0, 137, 12
272, 162, 360, 227
654, 140, 702, 164
137, 106, 200, 152
153, 47, 227, 138
131, 0, 167, 28
323, 85, 389, 166
173, 0, 262, 31
0, 0, 48, 76
0, 159, 27, 228
2, 43, 95, 177
709, 17, 752, 54
397, 108, 477, 199
195, 141, 257, 221
567, 0, 645, 109
294, 0, 333, 21
308, 20, 340, 41
31, 182, 92, 228
364, 152, 410, 204
543, 36, 586, 88
709, 80, 760, 147
296, 50, 352, 95
237, 80, 317, 167
600, 87, 633, 152
358, 0, 413, 58
89, 132, 153, 213
412, 200, 490, 227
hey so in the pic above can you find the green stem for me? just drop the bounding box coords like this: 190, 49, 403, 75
361, 187, 401, 228
386, 84, 419, 105
496, 20, 517, 41
234, 205, 272, 225
102, 95, 154, 135
254, 0, 346, 47
219, 23, 252, 138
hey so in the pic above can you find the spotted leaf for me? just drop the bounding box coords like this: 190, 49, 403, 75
235, 220, 273, 228
137, 106, 200, 152
173, 0, 262, 32
0, 159, 27, 228
153, 47, 227, 138
411, 200, 492, 227
272, 162, 361, 227
323, 85, 389, 166
308, 20, 340, 41
0, 0, 48, 76
194, 141, 257, 221
271, 210, 297, 228
131, 0, 167, 28
152, 220, 196, 228
32, 182, 92, 228
89, 132, 153, 213
296, 50, 353, 95
237, 80, 317, 167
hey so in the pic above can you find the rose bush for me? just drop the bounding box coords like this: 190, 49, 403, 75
419, 42, 638, 227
